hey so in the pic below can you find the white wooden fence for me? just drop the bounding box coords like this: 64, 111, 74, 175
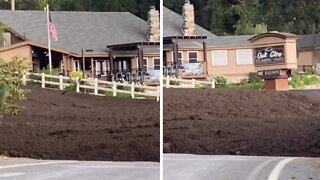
164, 76, 215, 89
22, 73, 160, 101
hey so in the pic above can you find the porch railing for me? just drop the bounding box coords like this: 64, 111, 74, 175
164, 61, 207, 77
97, 68, 160, 85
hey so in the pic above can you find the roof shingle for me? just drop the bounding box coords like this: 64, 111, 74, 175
0, 10, 149, 54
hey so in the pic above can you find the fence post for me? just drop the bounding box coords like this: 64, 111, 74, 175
41, 73, 45, 88
166, 76, 170, 88
94, 78, 98, 95
192, 79, 196, 88
112, 81, 117, 97
22, 74, 26, 85
211, 79, 215, 89
59, 75, 63, 90
156, 86, 160, 102
76, 77, 80, 93
131, 82, 135, 99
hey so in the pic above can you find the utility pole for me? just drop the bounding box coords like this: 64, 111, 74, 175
81, 49, 86, 78
4, 0, 15, 10
11, 0, 15, 11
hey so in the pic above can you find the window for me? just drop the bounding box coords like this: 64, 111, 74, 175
212, 50, 228, 66
236, 49, 253, 65
94, 60, 109, 76
102, 61, 107, 74
85, 59, 91, 71
153, 58, 160, 70
60, 60, 64, 70
94, 61, 101, 75
188, 52, 198, 63
172, 51, 183, 64
74, 60, 80, 71
143, 58, 148, 70
122, 61, 128, 71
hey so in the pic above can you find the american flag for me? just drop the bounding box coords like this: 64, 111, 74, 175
49, 12, 58, 41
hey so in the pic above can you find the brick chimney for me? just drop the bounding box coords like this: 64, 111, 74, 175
147, 6, 160, 42
182, 0, 195, 36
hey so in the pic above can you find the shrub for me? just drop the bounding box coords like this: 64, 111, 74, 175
117, 85, 130, 91
135, 87, 145, 92
39, 67, 61, 75
214, 76, 227, 88
104, 90, 131, 98
227, 82, 263, 89
63, 71, 84, 92
290, 75, 304, 88
195, 83, 210, 89
64, 79, 78, 91
169, 80, 181, 86
69, 71, 84, 79
290, 74, 320, 88
248, 72, 262, 83
0, 57, 30, 115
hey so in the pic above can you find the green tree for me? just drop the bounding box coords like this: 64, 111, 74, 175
0, 0, 160, 20
0, 57, 30, 115
208, 0, 239, 35
235, 22, 267, 35
0, 25, 5, 42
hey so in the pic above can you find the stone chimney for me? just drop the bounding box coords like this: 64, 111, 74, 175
182, 0, 195, 36
147, 6, 160, 42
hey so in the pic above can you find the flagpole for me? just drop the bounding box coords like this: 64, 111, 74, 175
46, 4, 52, 74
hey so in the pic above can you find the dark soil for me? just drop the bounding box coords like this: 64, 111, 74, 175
164, 88, 320, 157
0, 85, 159, 161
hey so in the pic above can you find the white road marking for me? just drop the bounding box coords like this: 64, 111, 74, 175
61, 165, 159, 169
247, 158, 278, 180
164, 157, 262, 161
0, 172, 24, 177
0, 161, 77, 170
267, 157, 297, 180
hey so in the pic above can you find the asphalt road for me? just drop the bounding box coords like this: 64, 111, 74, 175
0, 158, 159, 180
164, 154, 320, 180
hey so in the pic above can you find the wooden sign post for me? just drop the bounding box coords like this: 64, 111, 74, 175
255, 45, 290, 91
249, 32, 298, 91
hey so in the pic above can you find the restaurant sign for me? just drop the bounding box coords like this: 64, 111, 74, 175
257, 69, 281, 79
255, 46, 285, 66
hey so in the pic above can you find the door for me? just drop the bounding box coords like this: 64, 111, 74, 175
94, 60, 110, 76
114, 59, 131, 73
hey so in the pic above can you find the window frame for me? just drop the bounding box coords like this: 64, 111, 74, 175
153, 58, 161, 70
143, 58, 148, 70
74, 60, 80, 71
187, 51, 198, 63
211, 50, 228, 66
236, 49, 253, 65
171, 51, 184, 64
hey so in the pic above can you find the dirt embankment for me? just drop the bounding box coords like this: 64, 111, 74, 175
164, 88, 320, 157
0, 86, 159, 161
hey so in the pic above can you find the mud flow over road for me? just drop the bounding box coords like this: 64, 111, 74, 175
164, 88, 320, 156
0, 86, 159, 161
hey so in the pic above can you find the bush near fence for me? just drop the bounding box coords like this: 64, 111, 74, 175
164, 76, 215, 89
